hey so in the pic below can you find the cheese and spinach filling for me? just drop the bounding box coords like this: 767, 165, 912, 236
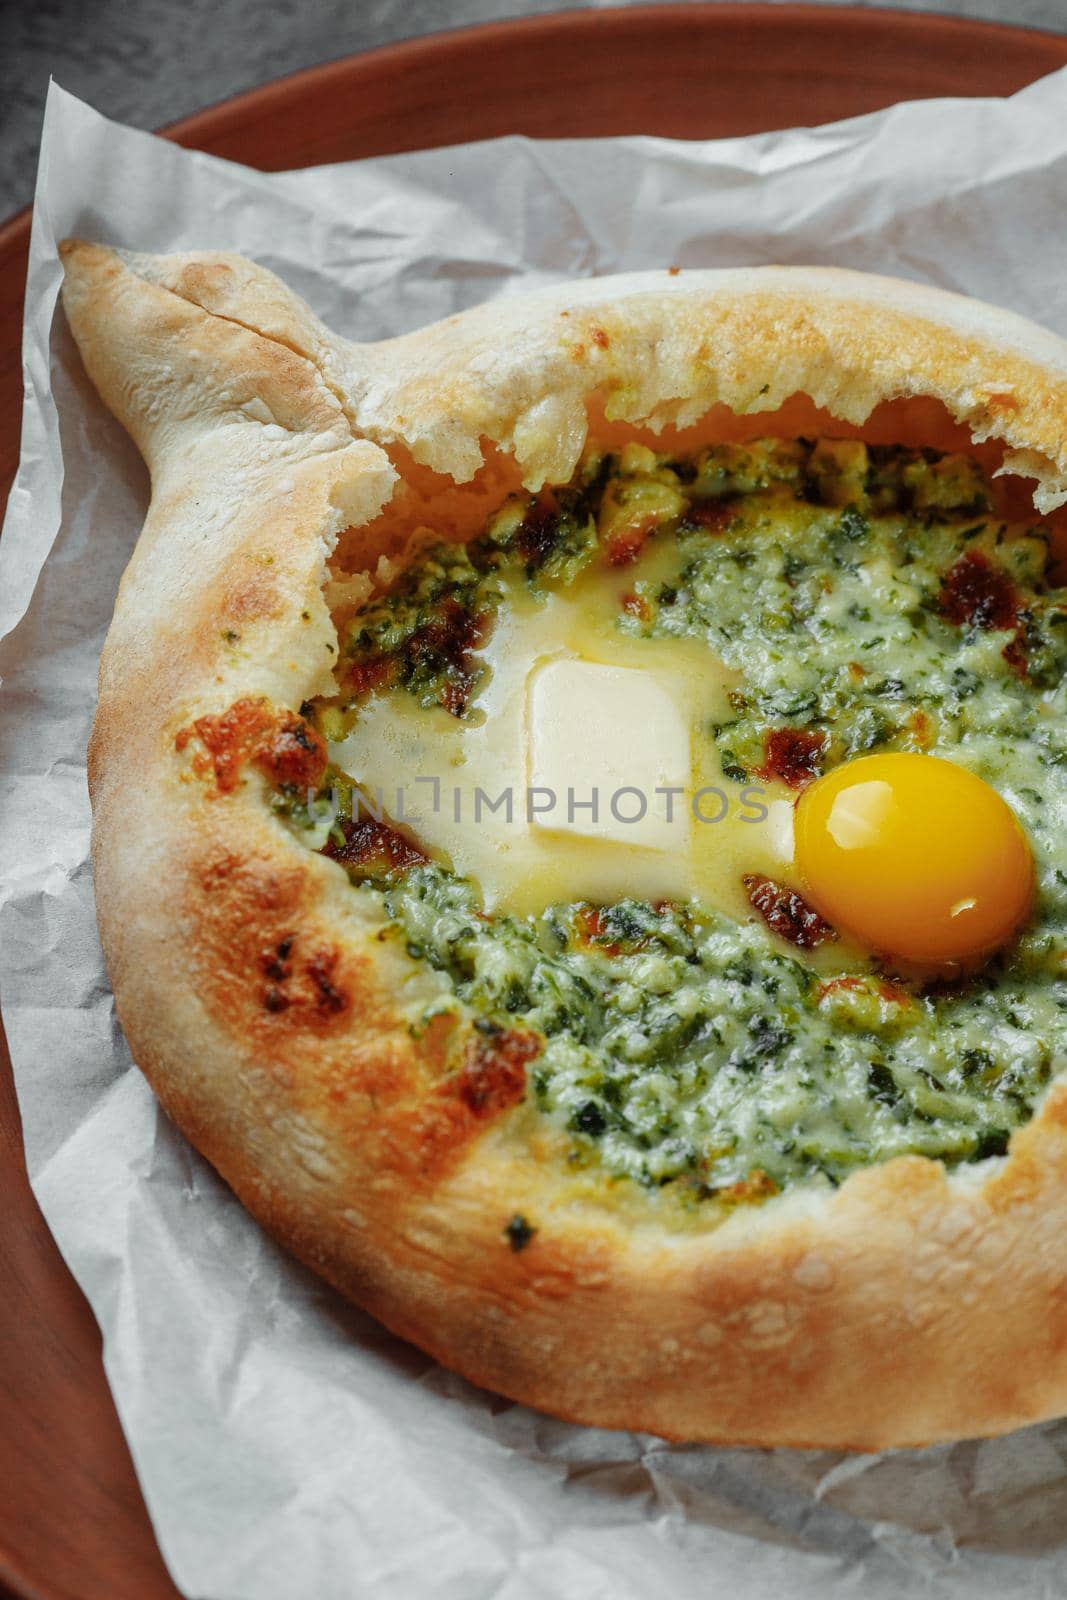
284, 437, 1067, 1199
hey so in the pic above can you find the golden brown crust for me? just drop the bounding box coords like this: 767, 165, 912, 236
61, 239, 1067, 1448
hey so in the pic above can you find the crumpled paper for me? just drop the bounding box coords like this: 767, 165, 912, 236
4, 73, 1067, 1600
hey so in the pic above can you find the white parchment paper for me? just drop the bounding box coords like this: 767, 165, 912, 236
4, 76, 1067, 1600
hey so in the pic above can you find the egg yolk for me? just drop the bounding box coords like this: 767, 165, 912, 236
794, 753, 1034, 966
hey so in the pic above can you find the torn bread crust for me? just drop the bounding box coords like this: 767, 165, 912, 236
91, 244, 1067, 507
61, 238, 1067, 1449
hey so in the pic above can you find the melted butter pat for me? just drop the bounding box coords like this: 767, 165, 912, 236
528, 658, 692, 852
329, 549, 796, 919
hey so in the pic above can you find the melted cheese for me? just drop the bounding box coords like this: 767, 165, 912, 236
329, 550, 795, 919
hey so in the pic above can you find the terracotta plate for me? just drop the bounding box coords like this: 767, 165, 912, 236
2, 8, 1066, 1597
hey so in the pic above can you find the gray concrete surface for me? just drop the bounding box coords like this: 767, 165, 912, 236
2, 0, 1066, 221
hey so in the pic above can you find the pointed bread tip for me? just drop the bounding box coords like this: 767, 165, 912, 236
60, 236, 99, 260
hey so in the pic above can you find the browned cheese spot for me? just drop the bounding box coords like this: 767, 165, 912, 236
743, 872, 837, 950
